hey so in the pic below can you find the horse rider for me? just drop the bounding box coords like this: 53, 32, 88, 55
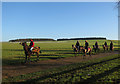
104, 41, 107, 47
85, 40, 89, 51
76, 41, 80, 50
29, 39, 34, 52
95, 41, 98, 49
110, 41, 113, 51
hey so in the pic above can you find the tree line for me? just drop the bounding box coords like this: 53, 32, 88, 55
9, 37, 106, 42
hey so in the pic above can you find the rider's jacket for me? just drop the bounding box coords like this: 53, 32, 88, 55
30, 41, 34, 47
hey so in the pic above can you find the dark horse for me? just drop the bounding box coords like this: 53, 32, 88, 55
102, 45, 108, 52
93, 45, 100, 53
20, 42, 41, 62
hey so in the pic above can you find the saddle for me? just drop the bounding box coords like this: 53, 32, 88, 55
32, 47, 40, 52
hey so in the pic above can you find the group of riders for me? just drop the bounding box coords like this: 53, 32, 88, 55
29, 39, 114, 54
75, 40, 114, 52
22, 39, 114, 62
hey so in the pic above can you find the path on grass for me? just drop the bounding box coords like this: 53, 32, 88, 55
2, 51, 119, 79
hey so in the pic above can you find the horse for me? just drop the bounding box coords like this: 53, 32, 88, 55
93, 45, 100, 53
20, 42, 41, 62
72, 44, 77, 57
80, 47, 92, 56
102, 45, 108, 52
72, 44, 83, 53
72, 44, 92, 56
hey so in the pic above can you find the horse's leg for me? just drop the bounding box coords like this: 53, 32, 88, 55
74, 52, 76, 57
95, 48, 96, 53
104, 47, 105, 52
83, 50, 86, 59
25, 54, 27, 63
24, 52, 28, 63
36, 52, 39, 61
28, 54, 31, 62
78, 47, 79, 53
89, 50, 91, 57
84, 50, 86, 56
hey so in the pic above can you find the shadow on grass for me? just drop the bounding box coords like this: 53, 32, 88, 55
39, 54, 60, 56
39, 57, 64, 59
59, 52, 83, 54
2, 49, 23, 51
2, 59, 25, 66
42, 50, 73, 53
81, 65, 120, 83
24, 56, 120, 82
3, 54, 64, 66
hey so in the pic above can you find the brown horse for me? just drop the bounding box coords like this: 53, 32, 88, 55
72, 44, 77, 53
102, 45, 108, 51
72, 44, 92, 56
20, 42, 41, 62
81, 47, 92, 56
72, 44, 83, 53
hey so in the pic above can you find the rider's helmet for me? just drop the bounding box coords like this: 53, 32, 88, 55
30, 39, 33, 41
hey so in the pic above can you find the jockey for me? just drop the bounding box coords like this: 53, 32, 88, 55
104, 41, 107, 47
29, 39, 34, 52
110, 41, 113, 51
85, 40, 89, 51
76, 41, 80, 50
95, 41, 98, 49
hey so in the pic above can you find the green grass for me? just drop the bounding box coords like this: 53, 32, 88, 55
2, 40, 119, 65
2, 40, 120, 82
2, 54, 120, 83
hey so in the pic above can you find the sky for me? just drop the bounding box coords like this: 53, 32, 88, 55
2, 2, 118, 41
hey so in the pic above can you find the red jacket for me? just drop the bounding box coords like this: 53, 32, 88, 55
30, 41, 34, 47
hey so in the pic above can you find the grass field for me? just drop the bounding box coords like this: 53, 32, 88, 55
2, 40, 119, 65
2, 40, 120, 83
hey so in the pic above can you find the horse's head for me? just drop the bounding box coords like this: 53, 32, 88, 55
72, 44, 74, 49
20, 42, 27, 46
19, 42, 22, 45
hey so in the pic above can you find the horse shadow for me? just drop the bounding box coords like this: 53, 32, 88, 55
15, 53, 64, 61
39, 57, 64, 59
2, 49, 23, 51
24, 56, 120, 82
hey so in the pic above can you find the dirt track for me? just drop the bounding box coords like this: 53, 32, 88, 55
2, 51, 118, 79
